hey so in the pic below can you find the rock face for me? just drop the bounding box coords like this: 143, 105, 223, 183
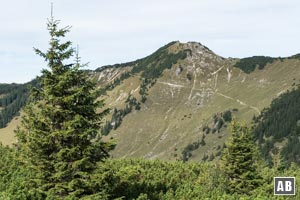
91, 41, 300, 162
1, 41, 300, 162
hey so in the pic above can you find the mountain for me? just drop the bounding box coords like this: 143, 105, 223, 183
0, 41, 300, 162
88, 41, 300, 162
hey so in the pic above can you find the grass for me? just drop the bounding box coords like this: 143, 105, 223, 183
0, 115, 20, 146
1, 43, 299, 161
105, 54, 300, 161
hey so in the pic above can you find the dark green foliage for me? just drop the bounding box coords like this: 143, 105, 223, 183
95, 62, 137, 72
95, 41, 178, 73
254, 88, 300, 140
213, 113, 224, 132
208, 153, 215, 161
202, 125, 211, 134
203, 110, 232, 136
141, 95, 147, 103
259, 139, 275, 168
222, 110, 232, 122
202, 154, 208, 161
281, 132, 300, 168
101, 95, 141, 135
215, 118, 224, 130
0, 83, 20, 94
0, 144, 37, 200
137, 49, 189, 102
111, 107, 131, 130
253, 87, 300, 167
98, 41, 182, 95
133, 44, 189, 102
0, 79, 38, 128
139, 49, 189, 80
234, 56, 279, 73
186, 73, 192, 81
288, 53, 300, 59
3, 144, 300, 199
200, 136, 206, 146
99, 42, 189, 103
95, 159, 226, 200
181, 142, 199, 162
222, 121, 262, 195
126, 94, 141, 110
94, 158, 300, 199
232, 108, 239, 112
130, 42, 179, 75
215, 150, 221, 157
99, 71, 131, 95
101, 121, 112, 136
135, 102, 141, 110
181, 135, 206, 162
139, 79, 149, 103
15, 16, 111, 199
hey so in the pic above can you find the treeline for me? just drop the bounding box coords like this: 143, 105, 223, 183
234, 56, 281, 73
98, 41, 180, 95
100, 43, 190, 135
253, 86, 300, 167
98, 41, 190, 102
0, 79, 39, 128
289, 53, 300, 59
99, 72, 131, 95
235, 53, 300, 74
136, 49, 190, 102
0, 84, 21, 95
0, 80, 38, 128
95, 41, 178, 73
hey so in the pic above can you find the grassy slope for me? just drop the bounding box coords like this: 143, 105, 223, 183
0, 43, 299, 162
0, 116, 20, 146
107, 57, 300, 161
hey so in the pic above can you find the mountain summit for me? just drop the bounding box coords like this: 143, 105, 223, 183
89, 41, 300, 161
0, 41, 300, 162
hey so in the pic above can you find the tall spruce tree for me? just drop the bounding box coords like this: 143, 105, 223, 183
221, 120, 262, 195
15, 13, 110, 199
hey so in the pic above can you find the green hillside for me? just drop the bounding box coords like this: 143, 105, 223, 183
1, 14, 300, 198
95, 42, 300, 162
1, 42, 300, 164
0, 83, 28, 128
253, 85, 300, 168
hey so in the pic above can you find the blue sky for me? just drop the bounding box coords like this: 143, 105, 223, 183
1, 0, 299, 83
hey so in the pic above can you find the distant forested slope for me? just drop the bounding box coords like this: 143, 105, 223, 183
0, 79, 38, 128
253, 85, 300, 167
234, 54, 300, 73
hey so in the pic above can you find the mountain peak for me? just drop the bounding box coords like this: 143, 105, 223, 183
166, 41, 224, 64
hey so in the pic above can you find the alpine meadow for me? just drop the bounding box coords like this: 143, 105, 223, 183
1, 4, 300, 200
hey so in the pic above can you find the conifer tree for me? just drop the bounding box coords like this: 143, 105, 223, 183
16, 13, 110, 199
221, 120, 262, 195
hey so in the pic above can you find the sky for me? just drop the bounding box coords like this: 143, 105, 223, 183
0, 0, 299, 83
